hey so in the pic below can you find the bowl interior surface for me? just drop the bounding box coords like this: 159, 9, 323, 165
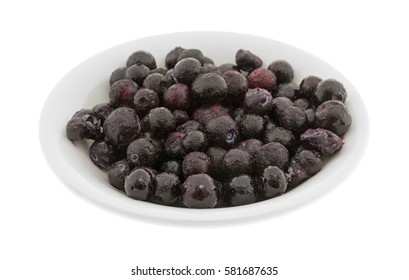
39, 31, 369, 224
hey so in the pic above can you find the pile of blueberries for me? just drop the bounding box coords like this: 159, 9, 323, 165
66, 47, 352, 208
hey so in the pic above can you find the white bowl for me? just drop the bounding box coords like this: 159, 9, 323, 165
39, 31, 369, 224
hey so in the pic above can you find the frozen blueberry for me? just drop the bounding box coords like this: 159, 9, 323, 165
265, 127, 297, 153
299, 75, 322, 99
163, 83, 191, 111
293, 98, 310, 110
89, 140, 118, 170
178, 48, 206, 65
288, 149, 323, 189
263, 115, 277, 132
103, 107, 140, 146
222, 149, 252, 178
181, 174, 218, 208
182, 152, 211, 178
253, 142, 289, 173
243, 88, 273, 115
140, 115, 150, 133
258, 166, 287, 198
226, 175, 257, 206
191, 73, 228, 103
182, 130, 208, 152
164, 132, 187, 159
278, 106, 307, 134
173, 58, 202, 85
107, 159, 130, 191
160, 160, 182, 177
150, 67, 167, 75
142, 73, 167, 96
173, 110, 190, 126
275, 82, 298, 99
192, 103, 230, 126
126, 50, 156, 69
267, 60, 294, 84
235, 49, 262, 72
232, 107, 245, 123
66, 109, 102, 141
124, 64, 150, 86
124, 168, 155, 201
151, 172, 180, 205
200, 63, 221, 75
315, 100, 352, 136
133, 88, 159, 116
127, 138, 157, 167
218, 63, 239, 74
301, 128, 344, 156
148, 107, 175, 137
165, 46, 185, 69
92, 103, 114, 123
206, 147, 227, 179
176, 120, 203, 133
223, 71, 249, 104
272, 97, 293, 118
237, 139, 263, 158
202, 57, 215, 65
313, 79, 348, 105
304, 108, 316, 127
247, 68, 277, 91
109, 67, 126, 86
205, 116, 239, 148
239, 114, 265, 139
109, 79, 139, 107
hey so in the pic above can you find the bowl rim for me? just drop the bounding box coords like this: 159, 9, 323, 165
39, 31, 369, 225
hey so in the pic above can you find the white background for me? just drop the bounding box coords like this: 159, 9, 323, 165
1, 1, 408, 279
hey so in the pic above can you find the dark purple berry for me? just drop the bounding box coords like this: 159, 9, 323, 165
263, 115, 277, 132
253, 142, 289, 173
160, 160, 182, 177
293, 98, 310, 110
226, 175, 257, 206
109, 79, 139, 107
206, 147, 227, 179
182, 130, 207, 152
124, 168, 155, 201
151, 172, 180, 205
200, 63, 221, 74
235, 49, 262, 72
237, 139, 263, 158
275, 83, 298, 99
163, 83, 191, 110
173, 58, 202, 85
173, 110, 190, 126
103, 107, 140, 146
223, 71, 249, 104
247, 68, 277, 91
313, 79, 348, 105
142, 73, 167, 96
92, 103, 114, 123
127, 138, 157, 167
126, 50, 156, 69
176, 120, 203, 133
133, 88, 159, 116
232, 107, 245, 123
265, 127, 296, 153
278, 106, 307, 134
299, 75, 322, 99
109, 67, 126, 86
267, 60, 294, 84
315, 100, 352, 136
301, 128, 344, 156
66, 109, 102, 141
182, 152, 210, 178
239, 114, 265, 139
258, 166, 287, 198
244, 88, 273, 115
202, 57, 214, 65
222, 149, 251, 178
164, 69, 177, 87
178, 48, 206, 65
272, 97, 293, 118
89, 140, 118, 170
148, 107, 175, 137
181, 174, 218, 208
150, 67, 167, 75
124, 64, 150, 86
304, 109, 315, 127
288, 150, 323, 189
192, 103, 229, 126
164, 132, 187, 159
140, 115, 150, 133
165, 47, 185, 69
218, 63, 239, 74
204, 116, 239, 148
191, 73, 228, 103
107, 160, 130, 191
